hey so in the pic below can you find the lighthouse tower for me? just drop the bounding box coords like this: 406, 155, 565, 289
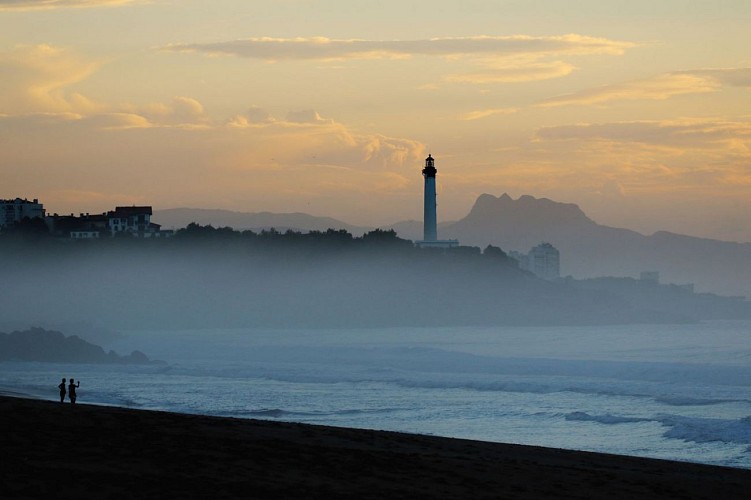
422, 154, 438, 242
416, 154, 459, 249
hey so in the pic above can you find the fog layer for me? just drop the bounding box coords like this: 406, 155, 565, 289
2, 230, 749, 330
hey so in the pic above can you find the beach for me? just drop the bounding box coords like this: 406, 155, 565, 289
2, 395, 751, 499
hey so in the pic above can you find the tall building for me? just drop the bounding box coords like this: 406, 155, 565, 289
529, 242, 560, 280
512, 242, 560, 280
415, 155, 458, 249
0, 198, 45, 227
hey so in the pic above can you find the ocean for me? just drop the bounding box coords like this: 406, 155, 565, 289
2, 320, 751, 469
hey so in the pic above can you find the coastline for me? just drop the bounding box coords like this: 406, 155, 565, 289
3, 395, 751, 499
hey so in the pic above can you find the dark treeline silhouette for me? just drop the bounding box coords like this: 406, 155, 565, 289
0, 219, 512, 266
174, 224, 417, 253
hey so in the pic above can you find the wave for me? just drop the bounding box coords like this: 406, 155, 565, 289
160, 362, 751, 410
564, 411, 751, 452
658, 414, 751, 451
565, 411, 651, 425
655, 396, 750, 407
228, 407, 404, 419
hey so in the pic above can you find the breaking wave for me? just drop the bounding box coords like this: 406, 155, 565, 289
659, 414, 751, 451
564, 411, 751, 452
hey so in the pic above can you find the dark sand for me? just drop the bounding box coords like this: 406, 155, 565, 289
2, 396, 750, 499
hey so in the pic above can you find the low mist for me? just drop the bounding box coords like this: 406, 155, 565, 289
2, 229, 750, 332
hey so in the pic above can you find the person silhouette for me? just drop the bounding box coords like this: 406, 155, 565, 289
58, 378, 66, 403
68, 378, 80, 404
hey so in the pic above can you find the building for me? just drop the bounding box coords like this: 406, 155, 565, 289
1, 198, 45, 227
415, 155, 459, 249
46, 212, 109, 238
108, 206, 153, 236
512, 242, 560, 280
46, 206, 173, 239
528, 242, 560, 280
107, 206, 173, 238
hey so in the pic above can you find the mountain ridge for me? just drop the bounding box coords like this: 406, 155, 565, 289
439, 194, 751, 298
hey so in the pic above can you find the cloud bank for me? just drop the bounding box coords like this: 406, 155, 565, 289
536, 118, 751, 150
164, 34, 635, 85
0, 0, 143, 10
164, 35, 635, 61
0, 44, 102, 114
538, 68, 751, 107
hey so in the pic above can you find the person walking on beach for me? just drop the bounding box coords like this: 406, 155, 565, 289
58, 378, 66, 403
68, 378, 80, 404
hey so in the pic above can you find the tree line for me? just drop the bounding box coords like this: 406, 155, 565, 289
1, 218, 513, 265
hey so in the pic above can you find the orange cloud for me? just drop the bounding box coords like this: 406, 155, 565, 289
536, 118, 751, 150
0, 44, 102, 114
0, 0, 144, 10
535, 68, 751, 108
460, 108, 519, 121
164, 34, 634, 85
164, 34, 635, 61
446, 61, 575, 84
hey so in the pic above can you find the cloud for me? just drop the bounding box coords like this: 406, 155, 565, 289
226, 106, 275, 127
461, 107, 519, 121
221, 109, 425, 170
446, 61, 575, 84
536, 118, 751, 150
285, 109, 333, 124
83, 112, 153, 129
681, 68, 751, 88
537, 72, 720, 107
0, 44, 102, 114
135, 96, 209, 127
528, 117, 751, 207
0, 106, 427, 223
0, 0, 144, 10
164, 34, 633, 84
163, 34, 635, 61
537, 67, 751, 108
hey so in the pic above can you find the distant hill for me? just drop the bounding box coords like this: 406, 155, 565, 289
436, 194, 751, 298
153, 208, 371, 235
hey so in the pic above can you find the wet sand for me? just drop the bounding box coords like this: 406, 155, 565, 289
2, 395, 750, 499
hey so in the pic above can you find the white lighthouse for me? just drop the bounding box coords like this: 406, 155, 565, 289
422, 154, 438, 242
416, 154, 459, 248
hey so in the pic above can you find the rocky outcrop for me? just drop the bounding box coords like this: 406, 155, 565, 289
0, 328, 157, 364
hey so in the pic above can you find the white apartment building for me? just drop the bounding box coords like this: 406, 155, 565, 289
0, 198, 45, 227
512, 242, 561, 280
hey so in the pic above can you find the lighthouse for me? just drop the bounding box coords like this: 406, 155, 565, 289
416, 154, 459, 249
422, 154, 438, 242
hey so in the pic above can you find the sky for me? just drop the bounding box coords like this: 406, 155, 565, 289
2, 0, 751, 241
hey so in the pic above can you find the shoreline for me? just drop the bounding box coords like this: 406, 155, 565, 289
3, 395, 751, 499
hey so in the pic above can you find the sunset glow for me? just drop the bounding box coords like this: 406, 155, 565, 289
2, 0, 750, 240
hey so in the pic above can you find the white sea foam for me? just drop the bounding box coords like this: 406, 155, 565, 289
658, 414, 751, 450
